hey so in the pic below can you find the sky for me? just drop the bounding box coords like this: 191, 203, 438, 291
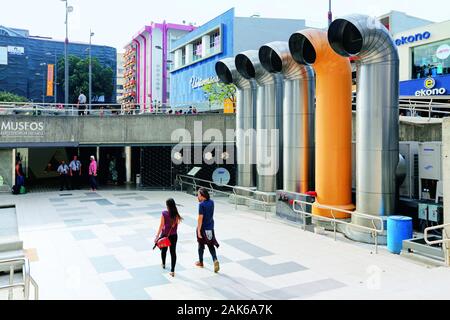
1, 0, 449, 51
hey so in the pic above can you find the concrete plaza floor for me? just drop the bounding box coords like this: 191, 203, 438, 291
1, 189, 450, 300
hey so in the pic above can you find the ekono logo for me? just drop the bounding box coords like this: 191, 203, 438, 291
395, 31, 431, 46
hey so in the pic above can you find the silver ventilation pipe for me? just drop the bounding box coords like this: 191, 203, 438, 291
235, 50, 279, 193
328, 14, 400, 223
215, 58, 256, 188
259, 41, 315, 193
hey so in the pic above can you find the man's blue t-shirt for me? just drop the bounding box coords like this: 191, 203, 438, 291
199, 199, 215, 230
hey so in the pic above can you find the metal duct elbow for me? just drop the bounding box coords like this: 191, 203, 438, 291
328, 15, 400, 220
327, 14, 399, 64
216, 58, 255, 188
259, 41, 315, 193
236, 50, 279, 193
288, 29, 354, 218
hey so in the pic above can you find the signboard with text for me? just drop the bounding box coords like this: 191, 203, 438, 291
47, 64, 54, 97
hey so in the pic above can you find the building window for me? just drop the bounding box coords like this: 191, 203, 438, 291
208, 29, 221, 55
193, 40, 202, 61
412, 39, 450, 79
181, 48, 186, 66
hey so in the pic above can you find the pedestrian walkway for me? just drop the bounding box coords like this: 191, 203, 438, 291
1, 190, 450, 300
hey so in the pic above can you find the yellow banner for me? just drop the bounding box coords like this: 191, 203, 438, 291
47, 64, 54, 96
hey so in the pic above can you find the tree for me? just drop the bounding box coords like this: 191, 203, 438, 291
0, 91, 28, 103
202, 82, 236, 108
57, 55, 114, 104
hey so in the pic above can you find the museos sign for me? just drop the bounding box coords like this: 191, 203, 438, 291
0, 121, 45, 136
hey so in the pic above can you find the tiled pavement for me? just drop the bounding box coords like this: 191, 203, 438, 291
1, 190, 450, 300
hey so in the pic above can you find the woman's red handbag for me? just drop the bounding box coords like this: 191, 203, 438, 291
155, 225, 174, 249
156, 236, 171, 249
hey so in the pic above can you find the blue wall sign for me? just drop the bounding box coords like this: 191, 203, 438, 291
400, 75, 450, 97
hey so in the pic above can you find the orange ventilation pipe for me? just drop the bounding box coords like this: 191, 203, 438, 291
288, 29, 354, 219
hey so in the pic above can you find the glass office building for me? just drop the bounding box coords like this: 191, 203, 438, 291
0, 26, 117, 103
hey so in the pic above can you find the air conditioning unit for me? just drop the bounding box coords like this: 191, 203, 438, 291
418, 142, 442, 201
399, 141, 419, 199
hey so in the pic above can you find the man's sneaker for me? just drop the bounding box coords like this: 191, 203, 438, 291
214, 260, 220, 273
195, 261, 204, 268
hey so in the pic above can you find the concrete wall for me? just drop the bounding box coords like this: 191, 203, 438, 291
0, 149, 14, 190
352, 113, 442, 142
0, 114, 236, 146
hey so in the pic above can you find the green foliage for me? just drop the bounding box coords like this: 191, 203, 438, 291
0, 91, 28, 103
202, 82, 236, 105
57, 55, 114, 103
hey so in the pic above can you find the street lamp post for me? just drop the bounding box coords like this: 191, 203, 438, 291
62, 0, 73, 106
89, 30, 95, 112
328, 0, 333, 26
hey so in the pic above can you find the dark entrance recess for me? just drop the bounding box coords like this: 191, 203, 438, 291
139, 146, 237, 190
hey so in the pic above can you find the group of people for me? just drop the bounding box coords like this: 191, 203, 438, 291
57, 155, 98, 192
154, 188, 220, 277
166, 106, 198, 115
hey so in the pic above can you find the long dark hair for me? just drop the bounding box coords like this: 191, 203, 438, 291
166, 198, 182, 225
198, 188, 210, 200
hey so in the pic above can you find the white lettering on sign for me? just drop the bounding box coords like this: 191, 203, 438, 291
7, 46, 25, 55
190, 76, 220, 89
0, 121, 45, 136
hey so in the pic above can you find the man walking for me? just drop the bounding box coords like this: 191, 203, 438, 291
57, 160, 70, 191
69, 155, 82, 190
78, 91, 87, 116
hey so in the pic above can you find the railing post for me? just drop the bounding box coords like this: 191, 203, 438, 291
8, 265, 14, 300
374, 231, 378, 254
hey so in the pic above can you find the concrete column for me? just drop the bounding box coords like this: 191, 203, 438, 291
443, 118, 450, 266
201, 35, 210, 58
96, 147, 100, 165
125, 146, 132, 184
0, 149, 14, 192
174, 49, 182, 69
185, 44, 193, 65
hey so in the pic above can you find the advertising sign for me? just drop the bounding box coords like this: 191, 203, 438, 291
47, 64, 54, 96
0, 47, 7, 65
7, 46, 25, 55
400, 75, 450, 97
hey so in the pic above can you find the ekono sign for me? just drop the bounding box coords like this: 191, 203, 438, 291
395, 31, 431, 46
400, 75, 449, 97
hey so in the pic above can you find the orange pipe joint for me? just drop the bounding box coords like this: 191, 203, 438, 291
289, 29, 354, 219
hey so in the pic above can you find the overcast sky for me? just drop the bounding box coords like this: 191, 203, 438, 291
1, 0, 449, 51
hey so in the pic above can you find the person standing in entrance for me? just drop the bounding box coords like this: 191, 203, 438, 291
69, 155, 82, 190
154, 198, 183, 277
57, 160, 70, 191
195, 188, 220, 273
89, 156, 98, 191
15, 160, 25, 188
78, 91, 87, 116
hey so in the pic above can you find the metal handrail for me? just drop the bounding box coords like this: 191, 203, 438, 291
0, 257, 39, 300
292, 199, 385, 254
176, 174, 275, 216
424, 223, 450, 266
424, 223, 450, 246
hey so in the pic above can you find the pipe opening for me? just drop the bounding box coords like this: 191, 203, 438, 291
215, 61, 233, 84
288, 33, 316, 65
235, 54, 256, 79
328, 19, 363, 56
259, 46, 282, 73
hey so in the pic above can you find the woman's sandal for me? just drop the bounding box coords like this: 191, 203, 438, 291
169, 272, 175, 277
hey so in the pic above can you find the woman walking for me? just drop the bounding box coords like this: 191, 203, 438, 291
89, 156, 98, 191
155, 198, 183, 277
195, 188, 220, 273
